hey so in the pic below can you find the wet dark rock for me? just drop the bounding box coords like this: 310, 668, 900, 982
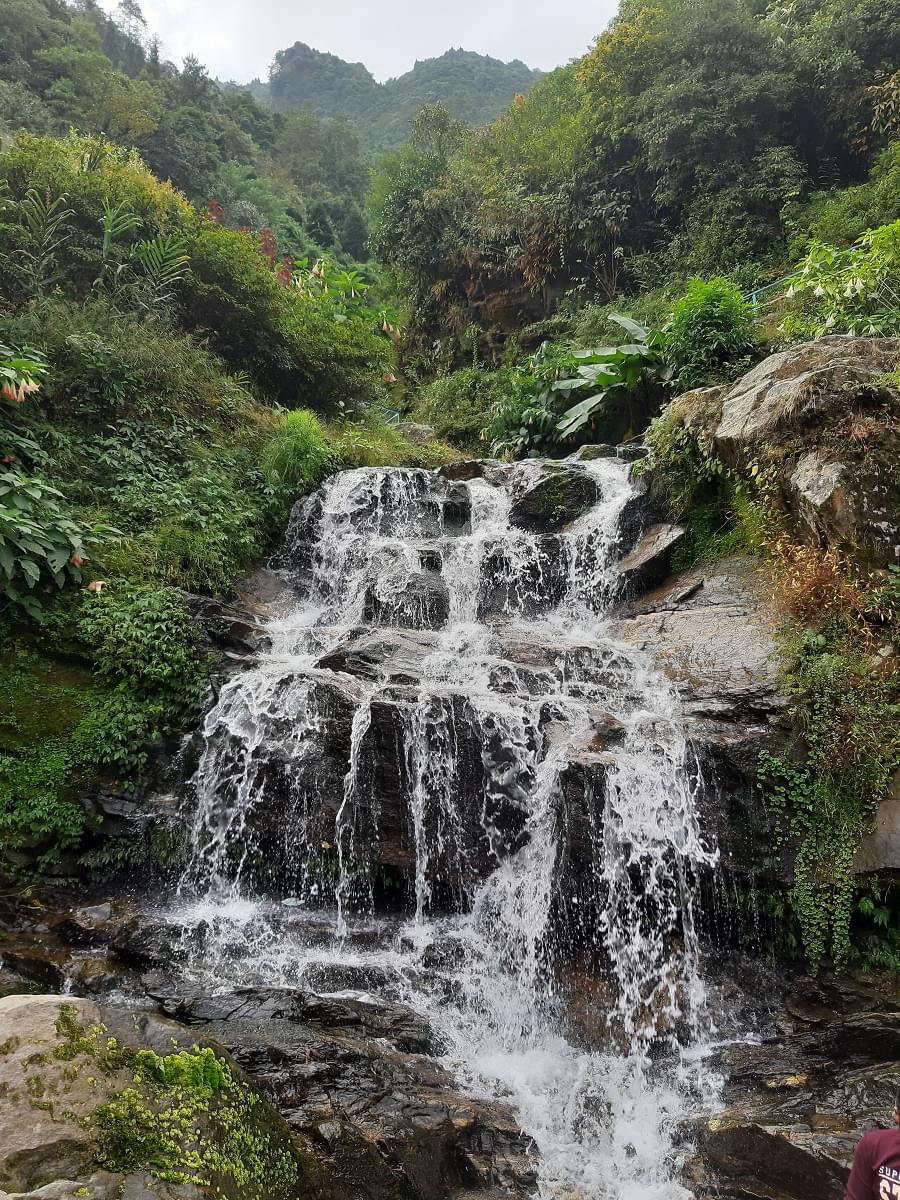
687, 1006, 900, 1199
107, 914, 177, 970
157, 986, 437, 1054
182, 593, 272, 656
477, 536, 568, 618
509, 464, 600, 533
0, 948, 67, 990
687, 1120, 849, 1200
567, 443, 649, 464
438, 460, 485, 482
614, 522, 686, 595
443, 481, 472, 533
150, 987, 537, 1200
317, 628, 438, 684
364, 571, 450, 629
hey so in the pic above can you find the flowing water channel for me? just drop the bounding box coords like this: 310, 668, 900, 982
168, 457, 721, 1199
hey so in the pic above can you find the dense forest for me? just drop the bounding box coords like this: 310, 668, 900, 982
255, 44, 543, 150
0, 0, 375, 259
370, 0, 900, 355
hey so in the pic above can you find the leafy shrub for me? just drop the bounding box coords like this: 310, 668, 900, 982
178, 220, 390, 410
77, 584, 201, 695
0, 133, 190, 298
800, 142, 900, 247
781, 221, 900, 338
0, 470, 111, 615
664, 276, 757, 390
323, 411, 456, 470
0, 299, 259, 428
413, 367, 514, 449
73, 584, 206, 776
262, 409, 334, 499
485, 316, 669, 458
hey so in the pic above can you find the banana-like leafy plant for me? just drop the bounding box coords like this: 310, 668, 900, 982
556, 314, 670, 438
484, 314, 671, 458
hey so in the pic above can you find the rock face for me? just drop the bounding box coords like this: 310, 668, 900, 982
686, 976, 900, 1199
713, 336, 900, 454
613, 522, 686, 594
609, 555, 789, 878
0, 975, 535, 1200
152, 987, 537, 1200
669, 336, 900, 565
854, 769, 900, 872
0, 995, 127, 1192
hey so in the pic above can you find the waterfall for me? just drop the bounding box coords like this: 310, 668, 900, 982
173, 457, 720, 1198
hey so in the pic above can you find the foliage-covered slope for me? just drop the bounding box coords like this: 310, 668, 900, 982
0, 131, 452, 882
0, 0, 371, 261
265, 45, 542, 150
369, 0, 900, 348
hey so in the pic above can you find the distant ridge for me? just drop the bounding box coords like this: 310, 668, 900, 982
250, 44, 543, 149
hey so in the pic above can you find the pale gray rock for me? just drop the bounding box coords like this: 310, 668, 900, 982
713, 335, 900, 455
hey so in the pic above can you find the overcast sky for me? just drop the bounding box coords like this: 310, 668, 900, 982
99, 0, 615, 84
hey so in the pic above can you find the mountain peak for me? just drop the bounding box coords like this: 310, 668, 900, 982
266, 42, 542, 150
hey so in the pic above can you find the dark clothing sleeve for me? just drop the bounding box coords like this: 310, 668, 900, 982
845, 1135, 873, 1200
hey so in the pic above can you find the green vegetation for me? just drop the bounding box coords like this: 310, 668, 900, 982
758, 554, 900, 970
265, 44, 542, 151
482, 319, 671, 457
0, 126, 449, 880
413, 367, 515, 451
664, 277, 758, 390
262, 409, 335, 497
782, 220, 900, 337
48, 1004, 300, 1199
369, 0, 900, 360
0, 0, 371, 263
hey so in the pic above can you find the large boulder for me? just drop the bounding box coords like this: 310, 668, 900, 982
663, 337, 900, 566
509, 463, 600, 533
0, 995, 129, 1192
713, 335, 900, 455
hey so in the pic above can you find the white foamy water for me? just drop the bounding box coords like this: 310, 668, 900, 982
172, 458, 721, 1198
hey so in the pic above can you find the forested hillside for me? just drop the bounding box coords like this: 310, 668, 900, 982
1, 0, 900, 979
259, 45, 543, 150
371, 0, 900, 349
0, 0, 371, 260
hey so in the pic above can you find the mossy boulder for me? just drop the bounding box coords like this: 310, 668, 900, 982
509, 464, 600, 533
659, 336, 900, 566
0, 996, 308, 1200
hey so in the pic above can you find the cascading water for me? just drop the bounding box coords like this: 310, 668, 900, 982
171, 456, 720, 1198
